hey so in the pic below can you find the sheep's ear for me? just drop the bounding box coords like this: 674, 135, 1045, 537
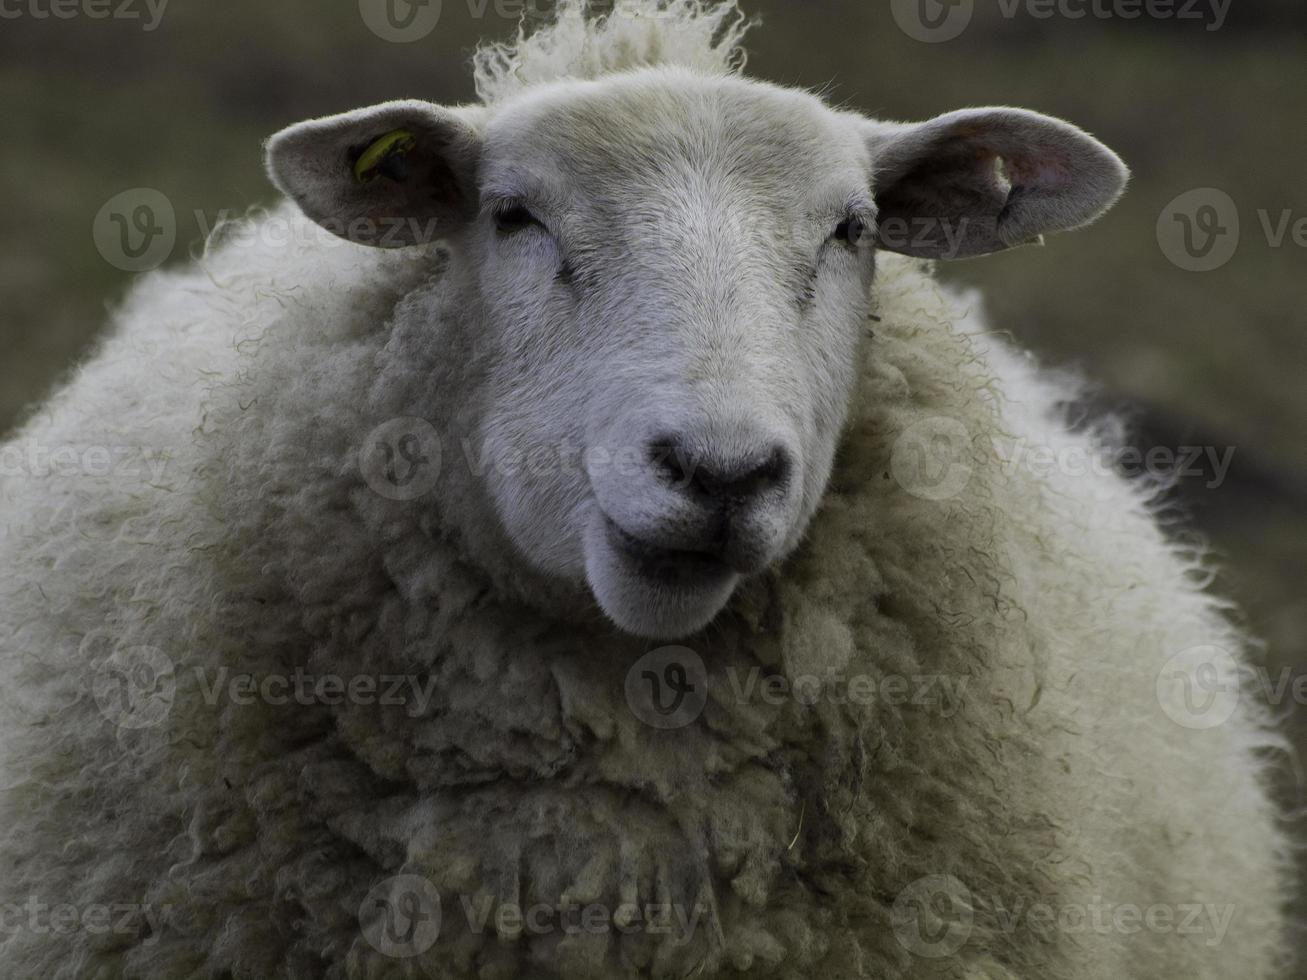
864, 107, 1129, 259
265, 99, 485, 248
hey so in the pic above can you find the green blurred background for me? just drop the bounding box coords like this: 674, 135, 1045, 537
1, 0, 1303, 940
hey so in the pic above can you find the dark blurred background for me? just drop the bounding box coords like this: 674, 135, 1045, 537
1, 0, 1304, 940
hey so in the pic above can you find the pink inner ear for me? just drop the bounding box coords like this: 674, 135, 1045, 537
961, 128, 1075, 198
1000, 148, 1073, 190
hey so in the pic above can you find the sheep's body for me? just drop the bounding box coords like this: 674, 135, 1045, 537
0, 3, 1289, 978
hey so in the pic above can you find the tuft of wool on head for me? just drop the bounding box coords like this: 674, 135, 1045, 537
472, 0, 753, 104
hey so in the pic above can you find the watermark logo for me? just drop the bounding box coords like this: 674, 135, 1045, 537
359, 0, 442, 42
360, 874, 443, 958
890, 417, 974, 501
892, 874, 975, 958
90, 642, 175, 730
1156, 645, 1241, 730
93, 188, 176, 273
1159, 189, 1307, 271
891, 0, 975, 42
360, 417, 443, 501
624, 646, 709, 730
1157, 188, 1240, 272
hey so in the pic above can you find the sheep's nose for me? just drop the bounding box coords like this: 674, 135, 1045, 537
649, 434, 793, 507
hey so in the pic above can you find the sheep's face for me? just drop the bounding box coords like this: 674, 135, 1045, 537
465, 74, 875, 639
268, 70, 1127, 639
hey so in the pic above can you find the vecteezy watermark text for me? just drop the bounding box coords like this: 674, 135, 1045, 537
893, 0, 1231, 43
725, 667, 968, 717
892, 874, 1238, 959
623, 646, 971, 730
0, 897, 168, 944
359, 873, 711, 959
194, 667, 439, 716
0, 0, 168, 30
92, 646, 442, 730
458, 895, 710, 945
891, 417, 1239, 502
0, 439, 171, 483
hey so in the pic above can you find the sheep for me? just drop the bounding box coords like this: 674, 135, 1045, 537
0, 0, 1291, 977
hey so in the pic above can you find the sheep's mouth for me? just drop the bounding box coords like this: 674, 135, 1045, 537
603, 517, 733, 586
583, 513, 741, 639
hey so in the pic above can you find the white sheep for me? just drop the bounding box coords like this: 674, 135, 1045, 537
0, 1, 1290, 977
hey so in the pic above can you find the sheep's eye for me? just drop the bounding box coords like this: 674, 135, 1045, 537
833, 215, 867, 248
495, 204, 544, 236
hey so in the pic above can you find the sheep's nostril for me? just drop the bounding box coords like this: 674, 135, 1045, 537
649, 435, 792, 505
695, 445, 791, 501
649, 437, 692, 487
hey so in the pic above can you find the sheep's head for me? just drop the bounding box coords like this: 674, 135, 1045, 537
267, 68, 1127, 640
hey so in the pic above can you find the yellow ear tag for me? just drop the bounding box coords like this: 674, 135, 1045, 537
353, 130, 417, 184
